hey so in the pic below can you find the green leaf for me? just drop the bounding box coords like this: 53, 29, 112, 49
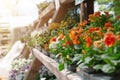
85, 57, 93, 64
78, 63, 88, 69
107, 47, 113, 54
103, 59, 112, 64
113, 47, 117, 54
102, 64, 115, 73
59, 63, 64, 71
77, 59, 82, 65
72, 54, 82, 62
111, 60, 120, 66
93, 64, 103, 70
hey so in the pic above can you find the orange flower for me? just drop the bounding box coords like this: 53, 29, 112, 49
117, 35, 120, 41
94, 11, 101, 17
87, 27, 95, 33
94, 40, 102, 48
72, 36, 80, 45
104, 21, 112, 29
95, 27, 102, 31
77, 28, 83, 34
66, 40, 71, 45
63, 40, 71, 47
85, 36, 92, 48
78, 20, 88, 27
94, 27, 102, 36
104, 11, 110, 17
88, 14, 95, 22
116, 32, 120, 44
72, 39, 80, 45
116, 15, 120, 20
95, 31, 103, 38
69, 28, 77, 40
103, 32, 116, 47
59, 33, 65, 40
78, 22, 83, 27
83, 20, 88, 26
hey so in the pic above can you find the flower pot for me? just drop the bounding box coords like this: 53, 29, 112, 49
77, 68, 120, 80
67, 62, 77, 72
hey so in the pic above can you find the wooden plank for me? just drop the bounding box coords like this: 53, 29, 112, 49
37, 2, 55, 27
39, 2, 55, 19
32, 48, 82, 80
52, 1, 75, 23
18, 44, 30, 59
84, 0, 94, 20
24, 57, 42, 80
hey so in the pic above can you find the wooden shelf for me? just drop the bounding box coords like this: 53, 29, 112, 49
32, 48, 82, 80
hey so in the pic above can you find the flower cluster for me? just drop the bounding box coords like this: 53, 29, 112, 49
39, 66, 57, 80
49, 11, 120, 73
9, 54, 33, 80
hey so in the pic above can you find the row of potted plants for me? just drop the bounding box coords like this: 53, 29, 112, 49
31, 11, 120, 74
50, 11, 120, 73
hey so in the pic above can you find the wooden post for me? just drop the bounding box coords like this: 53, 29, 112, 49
19, 43, 30, 59
52, 1, 75, 23
80, 2, 83, 23
24, 57, 42, 80
84, 0, 94, 20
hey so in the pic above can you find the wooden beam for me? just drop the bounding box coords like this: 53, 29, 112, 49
20, 44, 30, 59
37, 2, 55, 27
80, 2, 83, 23
84, 0, 94, 20
24, 57, 42, 80
39, 2, 55, 19
52, 2, 75, 23
32, 48, 82, 80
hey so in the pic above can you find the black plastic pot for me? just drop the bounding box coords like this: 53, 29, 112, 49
77, 68, 120, 80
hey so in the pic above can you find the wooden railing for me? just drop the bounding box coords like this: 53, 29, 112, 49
24, 48, 82, 80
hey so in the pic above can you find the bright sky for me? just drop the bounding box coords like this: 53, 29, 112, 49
0, 0, 46, 28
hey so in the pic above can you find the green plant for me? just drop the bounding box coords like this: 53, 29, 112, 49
49, 11, 120, 73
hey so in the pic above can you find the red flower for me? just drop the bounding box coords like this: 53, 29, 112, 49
104, 21, 112, 29
52, 37, 57, 42
103, 32, 116, 47
63, 40, 71, 47
85, 36, 92, 48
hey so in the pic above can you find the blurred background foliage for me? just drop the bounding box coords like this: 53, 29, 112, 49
97, 0, 120, 16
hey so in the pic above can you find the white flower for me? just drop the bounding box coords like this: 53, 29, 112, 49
41, 78, 46, 80
49, 37, 60, 49
49, 41, 59, 49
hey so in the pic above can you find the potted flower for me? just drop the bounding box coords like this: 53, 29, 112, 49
49, 11, 120, 76
74, 11, 120, 74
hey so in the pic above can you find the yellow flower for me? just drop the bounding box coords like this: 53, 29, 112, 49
94, 40, 102, 48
